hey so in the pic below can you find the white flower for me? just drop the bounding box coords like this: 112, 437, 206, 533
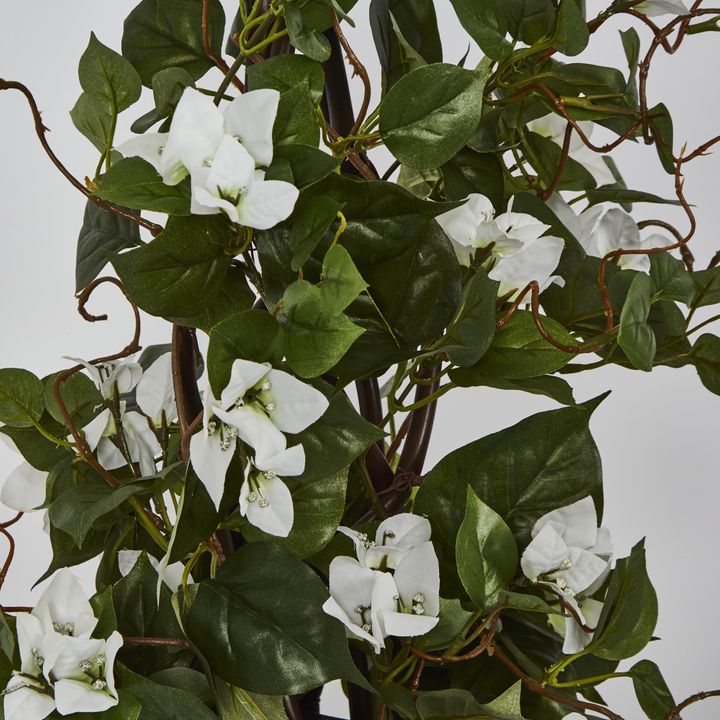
68, 357, 142, 402
32, 569, 99, 639
136, 352, 177, 426
117, 549, 189, 591
547, 194, 671, 273
239, 444, 305, 538
338, 513, 431, 569
528, 114, 616, 188
635, 0, 687, 17
3, 674, 56, 720
189, 359, 329, 511
550, 596, 605, 655
322, 543, 440, 653
1, 461, 47, 512
117, 87, 299, 229
521, 497, 613, 654
81, 403, 161, 477
190, 135, 299, 229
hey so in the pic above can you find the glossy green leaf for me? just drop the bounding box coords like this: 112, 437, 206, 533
525, 131, 597, 191
0, 369, 44, 428
207, 311, 283, 396
247, 54, 325, 104
321, 244, 369, 315
630, 660, 676, 720
380, 63, 489, 169
122, 0, 225, 86
415, 401, 604, 597
116, 665, 218, 720
281, 0, 332, 61
448, 0, 512, 60
95, 158, 191, 214
456, 487, 518, 611
272, 144, 341, 189
289, 196, 345, 271
168, 469, 218, 563
618, 272, 656, 371
590, 540, 658, 660
214, 678, 286, 719
273, 82, 320, 147
39, 523, 106, 584
453, 311, 576, 380
70, 93, 114, 153
149, 667, 213, 707
185, 543, 364, 694
688, 267, 720, 308
75, 200, 141, 292
449, 373, 576, 405
554, 0, 589, 56
441, 148, 505, 208
113, 554, 190, 675
113, 215, 231, 318
417, 598, 474, 651
443, 269, 498, 367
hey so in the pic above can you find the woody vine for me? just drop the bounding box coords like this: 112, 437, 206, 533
1, 0, 720, 719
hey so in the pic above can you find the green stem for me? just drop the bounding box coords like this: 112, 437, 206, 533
551, 671, 632, 689
544, 649, 590, 684
31, 419, 74, 448
130, 498, 169, 551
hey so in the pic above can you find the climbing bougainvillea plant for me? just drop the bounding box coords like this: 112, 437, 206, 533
2, 0, 720, 718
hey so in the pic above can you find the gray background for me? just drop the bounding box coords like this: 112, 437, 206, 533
1, 1, 719, 716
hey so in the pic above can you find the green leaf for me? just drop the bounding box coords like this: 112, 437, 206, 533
590, 540, 658, 660
131, 67, 196, 133
453, 311, 575, 380
443, 269, 499, 367
168, 468, 218, 563
449, 373, 576, 405
497, 590, 562, 615
690, 333, 720, 395
113, 555, 190, 675
75, 200, 141, 292
281, 0, 332, 61
112, 215, 231, 318
618, 272, 656, 371
207, 311, 283, 396
648, 103, 674, 174
448, 0, 512, 60
0, 369, 44, 428
39, 523, 106, 584
621, 27, 641, 110
90, 586, 119, 639
687, 267, 720, 308
441, 148, 505, 208
57, 690, 143, 720
649, 253, 694, 304
246, 54, 325, 104
630, 660, 676, 720
525, 131, 597, 191
417, 598, 474, 651
185, 543, 364, 694
585, 187, 681, 208
554, 0, 589, 56
456, 487, 518, 611
122, 0, 226, 86
282, 280, 365, 377
272, 144, 341, 189
214, 678, 286, 719
321, 245, 369, 315
273, 81, 320, 147
0, 416, 69, 471
241, 469, 348, 557
70, 92, 114, 153
96, 158, 191, 214
415, 401, 604, 597
380, 63, 489, 169
116, 665, 218, 719
79, 33, 142, 115
289, 196, 345, 271
150, 667, 213, 707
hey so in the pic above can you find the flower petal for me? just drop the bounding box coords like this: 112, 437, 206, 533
635, 0, 687, 17
3, 678, 56, 720
321, 597, 382, 652
160, 88, 224, 184
379, 610, 439, 639
136, 353, 176, 424
54, 678, 119, 715
521, 524, 570, 582
240, 474, 294, 537
223, 88, 280, 167
121, 410, 161, 476
533, 496, 598, 549
189, 431, 234, 509
374, 514, 431, 549
81, 409, 113, 452
214, 404, 287, 461
115, 132, 167, 172
253, 443, 305, 477
555, 548, 610, 596
262, 369, 329, 433
1, 462, 47, 512
220, 360, 271, 411
236, 176, 299, 230
191, 175, 240, 222
393, 542, 440, 618
206, 135, 256, 198
33, 568, 97, 639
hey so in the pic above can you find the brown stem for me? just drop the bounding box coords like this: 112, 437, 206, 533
203, 0, 245, 91
666, 689, 720, 719
122, 636, 190, 648
537, 123, 573, 201
171, 325, 203, 443
0, 79, 163, 238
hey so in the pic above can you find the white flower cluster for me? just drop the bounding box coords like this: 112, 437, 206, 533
190, 359, 329, 538
0, 353, 176, 515
119, 87, 299, 229
3, 569, 123, 720
323, 514, 440, 653
520, 497, 613, 654
436, 194, 565, 300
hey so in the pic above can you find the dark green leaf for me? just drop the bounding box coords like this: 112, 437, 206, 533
688, 267, 720, 308
207, 311, 283, 396
443, 269, 498, 367
169, 468, 218, 563
0, 369, 44, 428
417, 598, 474, 651
554, 0, 589, 56
380, 63, 489, 170
441, 148, 505, 208
213, 678, 284, 719
649, 253, 693, 304
113, 215, 231, 318
281, 0, 332, 61
0, 416, 69, 471
185, 543, 364, 694
453, 311, 575, 380
71, 92, 114, 153
122, 0, 225, 86
448, 0, 512, 60
618, 272, 656, 371
246, 55, 325, 104
456, 487, 518, 611
96, 158, 191, 214
90, 586, 119, 639
273, 82, 320, 147
272, 144, 341, 190
39, 524, 106, 584
289, 196, 345, 271
621, 27, 641, 110
647, 103, 674, 174
113, 555, 190, 675
76, 200, 141, 292
320, 244, 369, 315
630, 660, 676, 720
449, 373, 576, 405
585, 188, 682, 208
525, 131, 596, 191
131, 67, 195, 133
690, 333, 720, 395
415, 401, 604, 597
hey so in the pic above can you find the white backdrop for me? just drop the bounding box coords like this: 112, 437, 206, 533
1, 1, 719, 718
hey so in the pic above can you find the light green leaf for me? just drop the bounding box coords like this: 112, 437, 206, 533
0, 368, 45, 428
247, 54, 325, 104
554, 0, 589, 57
